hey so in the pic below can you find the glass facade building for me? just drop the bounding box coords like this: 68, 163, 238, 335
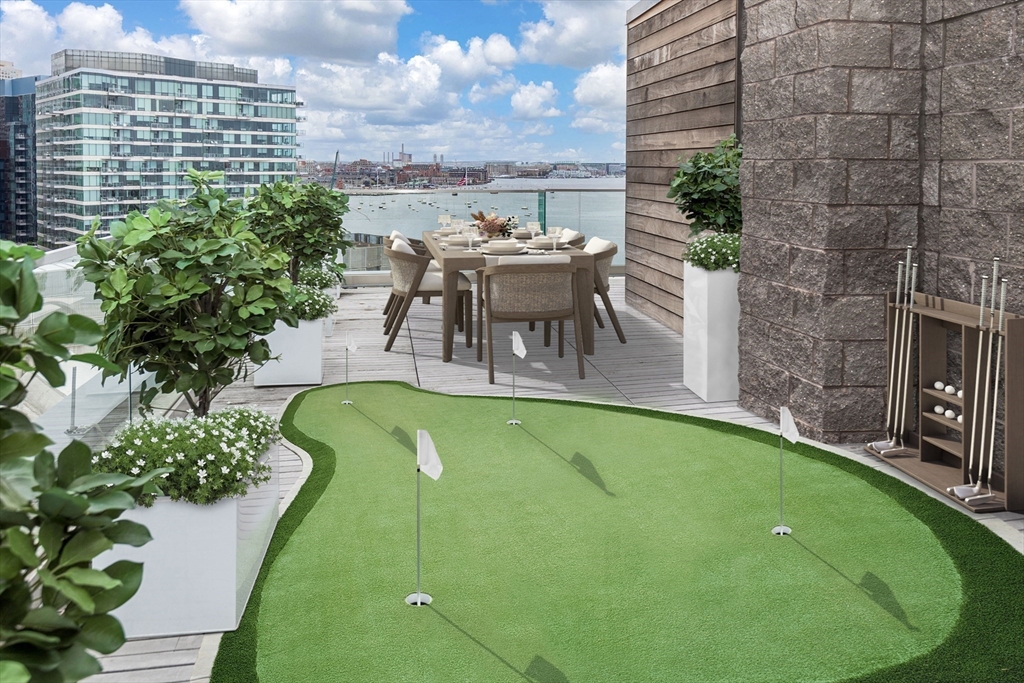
1, 76, 42, 242
36, 50, 301, 247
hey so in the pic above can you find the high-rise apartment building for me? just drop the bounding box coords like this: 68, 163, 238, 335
1, 76, 42, 242
0, 62, 23, 79
35, 50, 302, 247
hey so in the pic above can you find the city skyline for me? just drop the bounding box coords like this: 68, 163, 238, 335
0, 0, 630, 162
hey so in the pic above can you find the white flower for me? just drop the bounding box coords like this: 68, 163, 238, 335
161, 472, 170, 478
165, 456, 174, 463
101, 450, 111, 459
126, 449, 134, 456
136, 458, 145, 466
151, 437, 159, 443
133, 439, 142, 446
91, 456, 99, 464
176, 452, 185, 460
130, 467, 140, 474
220, 442, 229, 452
211, 429, 220, 435
221, 466, 230, 474
236, 471, 243, 479
207, 454, 216, 461
198, 469, 207, 477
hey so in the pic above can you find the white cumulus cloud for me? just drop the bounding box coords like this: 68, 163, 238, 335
421, 33, 516, 87
571, 61, 625, 134
511, 81, 561, 119
468, 74, 519, 104
518, 0, 630, 69
0, 0, 57, 75
179, 0, 411, 62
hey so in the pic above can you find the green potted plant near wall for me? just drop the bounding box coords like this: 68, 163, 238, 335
245, 180, 351, 386
74, 170, 291, 637
667, 135, 742, 402
1, 241, 168, 682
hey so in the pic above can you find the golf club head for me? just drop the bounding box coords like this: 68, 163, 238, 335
952, 484, 982, 500
869, 438, 896, 453
964, 492, 995, 505
877, 442, 908, 456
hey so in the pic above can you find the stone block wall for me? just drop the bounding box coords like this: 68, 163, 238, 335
737, 0, 1023, 442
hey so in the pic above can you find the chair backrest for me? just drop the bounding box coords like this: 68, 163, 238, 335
385, 235, 426, 255
389, 230, 410, 243
482, 263, 576, 319
561, 229, 585, 247
383, 246, 428, 296
584, 237, 617, 290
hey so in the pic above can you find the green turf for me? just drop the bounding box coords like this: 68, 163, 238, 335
211, 382, 1024, 683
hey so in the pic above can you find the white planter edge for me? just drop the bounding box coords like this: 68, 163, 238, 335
683, 262, 740, 403
254, 318, 324, 387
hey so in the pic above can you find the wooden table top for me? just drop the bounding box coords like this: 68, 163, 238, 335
422, 230, 593, 269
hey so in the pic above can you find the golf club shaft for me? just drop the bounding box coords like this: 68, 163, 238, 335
982, 281, 1008, 493
966, 277, 989, 484
894, 263, 918, 445
884, 262, 905, 439
974, 271, 1000, 493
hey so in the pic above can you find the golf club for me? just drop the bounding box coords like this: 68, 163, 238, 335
870, 259, 906, 453
949, 275, 988, 496
966, 279, 1008, 505
955, 258, 1000, 499
881, 257, 917, 454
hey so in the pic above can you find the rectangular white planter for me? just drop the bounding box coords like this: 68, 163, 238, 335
254, 318, 323, 387
683, 262, 740, 402
102, 445, 280, 638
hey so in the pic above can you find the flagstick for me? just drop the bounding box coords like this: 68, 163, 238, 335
405, 466, 432, 606
508, 351, 521, 425
772, 433, 792, 536
342, 346, 352, 405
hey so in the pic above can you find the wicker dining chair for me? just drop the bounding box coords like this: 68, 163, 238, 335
584, 237, 626, 344
560, 229, 585, 247
383, 246, 472, 352
383, 234, 441, 314
477, 259, 584, 384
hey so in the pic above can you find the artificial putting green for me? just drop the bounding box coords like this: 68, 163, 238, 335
211, 382, 1024, 683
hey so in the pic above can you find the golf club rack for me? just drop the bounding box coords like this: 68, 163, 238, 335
866, 252, 1023, 513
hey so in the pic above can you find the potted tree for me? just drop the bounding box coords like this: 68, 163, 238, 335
667, 135, 743, 402
245, 180, 351, 387
74, 170, 291, 637
1, 241, 166, 682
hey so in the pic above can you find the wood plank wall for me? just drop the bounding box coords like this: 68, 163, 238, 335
625, 0, 737, 333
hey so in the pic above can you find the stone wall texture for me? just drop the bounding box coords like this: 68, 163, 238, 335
737, 0, 1024, 442
625, 0, 739, 333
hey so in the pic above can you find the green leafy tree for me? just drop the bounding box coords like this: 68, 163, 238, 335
76, 170, 295, 418
667, 134, 743, 237
1, 241, 169, 683
245, 180, 353, 284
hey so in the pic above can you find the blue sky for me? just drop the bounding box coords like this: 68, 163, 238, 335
0, 0, 631, 162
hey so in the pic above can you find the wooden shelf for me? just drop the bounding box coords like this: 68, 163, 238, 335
922, 387, 962, 407
923, 411, 963, 433
873, 291, 1022, 513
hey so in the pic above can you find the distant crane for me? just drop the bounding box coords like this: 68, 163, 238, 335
328, 150, 340, 189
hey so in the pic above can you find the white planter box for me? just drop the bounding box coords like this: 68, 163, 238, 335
254, 319, 323, 387
683, 262, 740, 402
103, 445, 280, 638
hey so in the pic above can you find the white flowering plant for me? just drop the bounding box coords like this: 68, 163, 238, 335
683, 232, 740, 272
93, 408, 278, 506
293, 283, 338, 321
298, 265, 340, 290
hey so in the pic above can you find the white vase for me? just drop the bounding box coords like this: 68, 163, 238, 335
683, 262, 740, 402
253, 318, 324, 386
102, 444, 280, 638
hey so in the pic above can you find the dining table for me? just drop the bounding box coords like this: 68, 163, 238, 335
422, 230, 596, 362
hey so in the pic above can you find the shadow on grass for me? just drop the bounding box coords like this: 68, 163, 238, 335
350, 404, 416, 454
520, 427, 615, 497
790, 535, 918, 631
430, 607, 532, 681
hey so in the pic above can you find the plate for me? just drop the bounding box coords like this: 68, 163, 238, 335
527, 240, 569, 250
481, 246, 528, 255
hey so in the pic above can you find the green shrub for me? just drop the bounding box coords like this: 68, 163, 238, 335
292, 285, 338, 322
683, 233, 740, 272
94, 408, 277, 507
1, 240, 168, 683
667, 135, 742, 237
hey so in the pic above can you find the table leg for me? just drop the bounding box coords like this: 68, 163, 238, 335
577, 265, 594, 355
441, 268, 460, 362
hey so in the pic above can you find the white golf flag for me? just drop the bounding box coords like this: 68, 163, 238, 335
417, 430, 443, 480
512, 331, 527, 359
780, 406, 800, 443
346, 331, 357, 352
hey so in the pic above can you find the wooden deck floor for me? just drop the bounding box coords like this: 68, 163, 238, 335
85, 279, 1022, 683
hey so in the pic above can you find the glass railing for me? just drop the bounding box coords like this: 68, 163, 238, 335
339, 180, 626, 269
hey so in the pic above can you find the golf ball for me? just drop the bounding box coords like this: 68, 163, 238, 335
945, 385, 956, 394
957, 390, 963, 398
934, 405, 945, 414
934, 381, 945, 390
945, 409, 956, 419
957, 414, 963, 424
